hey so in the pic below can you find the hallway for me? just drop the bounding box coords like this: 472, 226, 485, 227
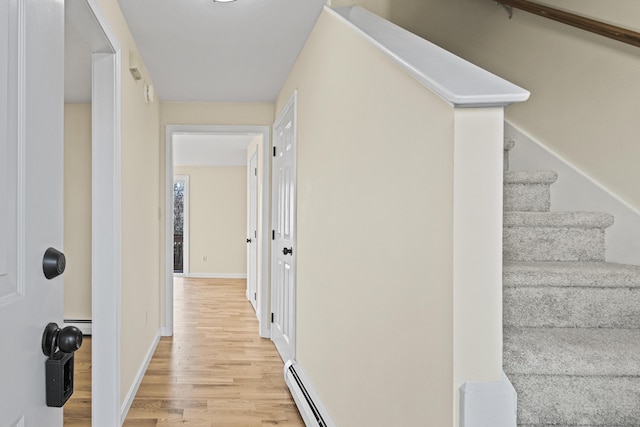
126, 277, 304, 426
65, 277, 304, 426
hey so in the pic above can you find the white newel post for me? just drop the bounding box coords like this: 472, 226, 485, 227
453, 108, 518, 427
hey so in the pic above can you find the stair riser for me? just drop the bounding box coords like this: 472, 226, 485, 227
503, 287, 640, 328
508, 374, 640, 425
504, 227, 605, 262
504, 183, 551, 212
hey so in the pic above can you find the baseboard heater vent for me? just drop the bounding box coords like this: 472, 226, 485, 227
284, 361, 335, 427
63, 319, 92, 336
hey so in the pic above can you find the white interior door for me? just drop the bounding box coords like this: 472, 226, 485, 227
0, 0, 65, 424
271, 93, 297, 363
247, 150, 258, 311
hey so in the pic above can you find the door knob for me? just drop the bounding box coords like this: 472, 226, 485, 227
42, 322, 83, 358
43, 247, 66, 279
246, 238, 252, 243
282, 247, 293, 255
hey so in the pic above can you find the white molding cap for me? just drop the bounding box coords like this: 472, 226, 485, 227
328, 6, 530, 108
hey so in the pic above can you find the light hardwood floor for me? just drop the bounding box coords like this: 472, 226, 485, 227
64, 277, 304, 426
64, 335, 92, 426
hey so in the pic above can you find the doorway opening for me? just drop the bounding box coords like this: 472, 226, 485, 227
164, 125, 271, 338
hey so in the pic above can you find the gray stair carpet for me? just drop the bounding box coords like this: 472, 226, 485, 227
502, 156, 640, 426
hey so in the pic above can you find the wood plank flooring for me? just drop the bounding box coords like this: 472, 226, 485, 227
64, 277, 304, 426
64, 335, 92, 426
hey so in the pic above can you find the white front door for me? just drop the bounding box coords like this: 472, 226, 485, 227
271, 94, 297, 363
247, 150, 258, 311
0, 0, 65, 424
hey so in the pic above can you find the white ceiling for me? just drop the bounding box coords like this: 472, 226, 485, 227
117, 0, 326, 102
173, 134, 258, 166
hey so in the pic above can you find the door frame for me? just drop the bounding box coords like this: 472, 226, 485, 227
66, 0, 122, 424
246, 147, 259, 310
164, 125, 271, 338
172, 174, 190, 277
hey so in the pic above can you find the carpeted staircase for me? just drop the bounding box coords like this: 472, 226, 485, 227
502, 140, 640, 426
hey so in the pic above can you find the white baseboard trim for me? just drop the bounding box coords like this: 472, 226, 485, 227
505, 121, 640, 265
160, 326, 172, 337
284, 360, 336, 427
460, 372, 517, 427
120, 329, 161, 423
187, 273, 247, 279
64, 319, 92, 336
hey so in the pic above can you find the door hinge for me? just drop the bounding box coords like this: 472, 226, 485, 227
254, 167, 257, 176
254, 230, 257, 238
254, 292, 257, 300
272, 230, 275, 240
273, 146, 276, 157
271, 313, 274, 323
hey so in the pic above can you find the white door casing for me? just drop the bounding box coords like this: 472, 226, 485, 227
165, 125, 272, 338
0, 0, 64, 424
66, 0, 123, 423
247, 149, 258, 311
271, 92, 297, 363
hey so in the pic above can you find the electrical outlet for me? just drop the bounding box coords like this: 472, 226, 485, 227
202, 255, 207, 262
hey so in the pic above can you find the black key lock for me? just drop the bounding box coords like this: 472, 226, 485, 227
41, 323, 83, 407
43, 247, 66, 279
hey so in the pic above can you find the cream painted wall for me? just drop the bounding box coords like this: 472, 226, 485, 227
173, 166, 247, 275
355, 0, 640, 212
96, 0, 161, 406
64, 103, 92, 320
276, 10, 456, 426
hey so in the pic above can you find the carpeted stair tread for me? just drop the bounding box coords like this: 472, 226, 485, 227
504, 211, 614, 229
504, 262, 640, 288
509, 374, 640, 426
522, 425, 631, 427
505, 170, 558, 185
503, 145, 640, 426
504, 171, 556, 212
504, 327, 640, 377
504, 286, 640, 328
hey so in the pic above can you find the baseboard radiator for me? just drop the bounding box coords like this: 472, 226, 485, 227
63, 319, 92, 336
284, 360, 335, 427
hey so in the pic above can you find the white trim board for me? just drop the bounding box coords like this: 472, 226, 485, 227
164, 125, 271, 339
120, 330, 161, 423
66, 0, 122, 425
506, 121, 640, 265
187, 273, 248, 279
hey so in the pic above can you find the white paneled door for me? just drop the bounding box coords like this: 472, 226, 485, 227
271, 93, 297, 363
0, 0, 65, 425
247, 149, 258, 311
